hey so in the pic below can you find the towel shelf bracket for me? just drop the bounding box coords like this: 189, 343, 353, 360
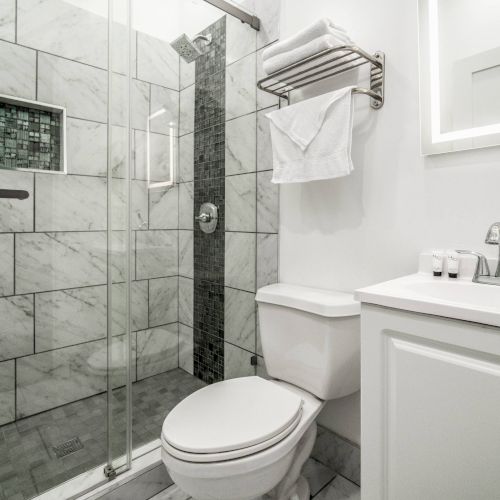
257, 46, 385, 110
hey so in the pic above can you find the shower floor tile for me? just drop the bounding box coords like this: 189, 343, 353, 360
0, 369, 205, 500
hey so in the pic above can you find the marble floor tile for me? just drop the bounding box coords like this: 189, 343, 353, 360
136, 230, 178, 280
226, 52, 257, 121
0, 39, 36, 99
179, 230, 194, 279
38, 52, 107, 123
224, 342, 255, 379
17, 0, 107, 69
0, 0, 15, 42
15, 232, 107, 294
136, 325, 179, 380
0, 233, 14, 296
224, 287, 255, 352
0, 169, 34, 233
67, 118, 107, 177
149, 484, 191, 500
225, 173, 256, 232
149, 277, 178, 328
0, 295, 34, 361
313, 475, 360, 500
35, 174, 107, 232
137, 32, 179, 90
257, 170, 279, 233
225, 232, 256, 292
225, 113, 257, 175
303, 458, 337, 497
0, 360, 15, 425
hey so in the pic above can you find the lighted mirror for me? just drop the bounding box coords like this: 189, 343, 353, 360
419, 0, 500, 154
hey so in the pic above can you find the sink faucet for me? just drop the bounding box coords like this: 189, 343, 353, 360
485, 222, 500, 277
456, 250, 491, 282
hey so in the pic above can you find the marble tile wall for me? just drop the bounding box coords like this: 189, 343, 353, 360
0, 2, 183, 424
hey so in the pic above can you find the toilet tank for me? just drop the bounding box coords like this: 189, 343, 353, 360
255, 283, 360, 401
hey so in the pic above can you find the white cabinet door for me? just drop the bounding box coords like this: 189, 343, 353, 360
361, 304, 500, 500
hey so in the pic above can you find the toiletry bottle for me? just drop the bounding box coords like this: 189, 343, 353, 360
447, 250, 459, 279
432, 250, 444, 277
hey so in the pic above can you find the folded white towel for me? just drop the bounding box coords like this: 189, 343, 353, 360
266, 86, 355, 184
263, 33, 352, 75
262, 18, 353, 61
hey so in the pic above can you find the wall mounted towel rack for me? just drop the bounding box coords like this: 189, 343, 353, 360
257, 45, 385, 109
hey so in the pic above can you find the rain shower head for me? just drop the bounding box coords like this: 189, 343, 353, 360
170, 33, 212, 63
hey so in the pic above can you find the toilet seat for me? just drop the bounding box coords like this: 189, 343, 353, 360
162, 377, 303, 463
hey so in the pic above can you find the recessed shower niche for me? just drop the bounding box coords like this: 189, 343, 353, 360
0, 94, 66, 173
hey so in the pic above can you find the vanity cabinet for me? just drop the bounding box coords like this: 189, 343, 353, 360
361, 304, 500, 500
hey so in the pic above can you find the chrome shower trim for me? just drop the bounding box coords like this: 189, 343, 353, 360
203, 0, 260, 30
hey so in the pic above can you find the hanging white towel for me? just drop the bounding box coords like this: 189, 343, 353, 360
266, 86, 356, 184
262, 18, 353, 61
263, 34, 354, 75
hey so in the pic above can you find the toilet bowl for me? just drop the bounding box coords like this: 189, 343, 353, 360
161, 283, 361, 500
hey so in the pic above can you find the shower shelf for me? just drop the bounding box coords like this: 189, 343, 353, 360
257, 45, 385, 109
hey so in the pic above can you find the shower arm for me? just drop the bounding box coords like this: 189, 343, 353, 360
202, 0, 260, 31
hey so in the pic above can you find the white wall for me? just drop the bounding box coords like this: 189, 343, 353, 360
279, 0, 500, 445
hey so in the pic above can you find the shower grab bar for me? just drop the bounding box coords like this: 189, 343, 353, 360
0, 189, 29, 200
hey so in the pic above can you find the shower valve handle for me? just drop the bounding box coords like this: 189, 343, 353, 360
195, 213, 212, 223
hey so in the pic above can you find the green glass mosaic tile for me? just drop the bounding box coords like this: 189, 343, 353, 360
0, 101, 62, 171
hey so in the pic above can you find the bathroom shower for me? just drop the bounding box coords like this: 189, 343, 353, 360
170, 33, 213, 63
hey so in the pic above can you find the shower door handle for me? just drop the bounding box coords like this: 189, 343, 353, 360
0, 189, 29, 200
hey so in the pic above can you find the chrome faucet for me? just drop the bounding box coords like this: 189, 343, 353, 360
456, 250, 491, 282
485, 222, 500, 277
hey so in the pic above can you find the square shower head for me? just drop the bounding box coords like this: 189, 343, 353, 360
170, 34, 203, 63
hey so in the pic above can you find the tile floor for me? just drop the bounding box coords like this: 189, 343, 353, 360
150, 457, 360, 500
0, 369, 205, 500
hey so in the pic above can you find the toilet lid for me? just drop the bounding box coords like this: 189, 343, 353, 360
162, 377, 303, 454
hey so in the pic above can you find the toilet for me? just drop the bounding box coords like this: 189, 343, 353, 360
161, 283, 360, 500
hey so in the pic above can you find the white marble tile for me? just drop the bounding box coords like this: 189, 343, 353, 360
17, 0, 107, 68
257, 106, 276, 171
180, 58, 195, 90
0, 169, 34, 232
16, 231, 107, 293
179, 230, 194, 279
257, 170, 279, 233
255, 0, 280, 50
150, 84, 180, 135
134, 130, 173, 183
257, 47, 281, 110
257, 233, 278, 289
137, 32, 179, 90
225, 173, 256, 232
224, 342, 255, 379
226, 52, 256, 121
179, 182, 194, 230
35, 173, 107, 232
0, 40, 36, 99
136, 230, 178, 280
179, 85, 195, 135
35, 285, 106, 351
38, 52, 107, 122
179, 277, 193, 327
179, 133, 194, 182
112, 24, 137, 77
0, 234, 13, 296
226, 13, 256, 65
256, 307, 262, 356
136, 325, 178, 380
111, 280, 149, 335
313, 475, 360, 500
179, 324, 193, 376
67, 118, 107, 176
132, 79, 151, 131
16, 339, 107, 417
149, 276, 178, 328
150, 185, 179, 230
225, 113, 257, 175
0, 0, 15, 42
303, 458, 337, 497
256, 355, 269, 379
225, 232, 256, 292
111, 230, 135, 284
0, 295, 34, 361
225, 287, 255, 352
112, 179, 149, 231
0, 360, 15, 425
110, 124, 128, 179
150, 483, 191, 500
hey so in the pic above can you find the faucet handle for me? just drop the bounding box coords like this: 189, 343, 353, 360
485, 222, 500, 245
456, 250, 491, 281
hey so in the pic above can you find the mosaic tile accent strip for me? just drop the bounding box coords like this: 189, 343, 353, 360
0, 100, 63, 171
193, 16, 226, 384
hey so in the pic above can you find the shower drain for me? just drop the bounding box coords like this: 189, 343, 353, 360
52, 437, 84, 458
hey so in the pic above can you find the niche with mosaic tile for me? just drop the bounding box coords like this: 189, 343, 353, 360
0, 95, 66, 173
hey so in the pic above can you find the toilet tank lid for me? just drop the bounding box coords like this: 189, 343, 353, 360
256, 283, 360, 317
